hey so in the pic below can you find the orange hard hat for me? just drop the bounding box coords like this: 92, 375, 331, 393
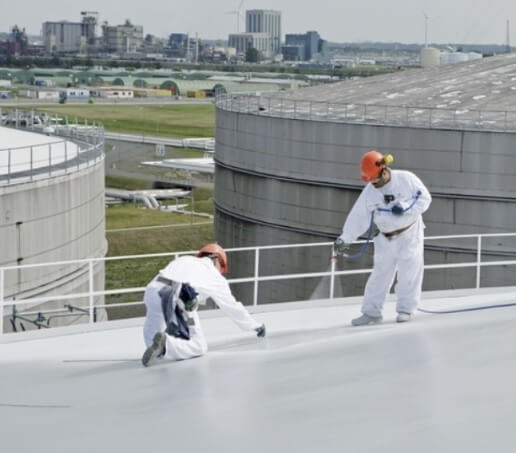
197, 243, 228, 274
360, 150, 393, 182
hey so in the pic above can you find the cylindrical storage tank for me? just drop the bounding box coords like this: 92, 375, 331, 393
214, 54, 516, 305
421, 47, 441, 67
0, 123, 107, 331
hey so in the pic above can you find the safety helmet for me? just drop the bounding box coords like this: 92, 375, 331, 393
197, 243, 228, 274
360, 150, 394, 182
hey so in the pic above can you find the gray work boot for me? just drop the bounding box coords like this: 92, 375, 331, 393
396, 312, 412, 323
351, 313, 383, 326
142, 332, 167, 367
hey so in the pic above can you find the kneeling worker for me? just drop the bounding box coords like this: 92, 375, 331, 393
333, 150, 432, 326
142, 243, 266, 366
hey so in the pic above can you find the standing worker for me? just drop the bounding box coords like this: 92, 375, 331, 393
333, 150, 432, 325
142, 243, 266, 366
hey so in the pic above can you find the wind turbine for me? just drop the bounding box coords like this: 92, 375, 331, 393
226, 0, 245, 33
423, 11, 431, 47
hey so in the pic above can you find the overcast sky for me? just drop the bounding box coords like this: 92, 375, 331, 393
4, 0, 516, 45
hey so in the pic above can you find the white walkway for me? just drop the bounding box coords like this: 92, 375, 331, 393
1, 288, 516, 453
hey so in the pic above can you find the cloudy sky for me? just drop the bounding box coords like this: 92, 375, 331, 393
3, 0, 516, 44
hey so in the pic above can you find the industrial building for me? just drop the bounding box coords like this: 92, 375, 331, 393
214, 54, 516, 304
0, 117, 106, 331
42, 12, 98, 54
102, 20, 144, 54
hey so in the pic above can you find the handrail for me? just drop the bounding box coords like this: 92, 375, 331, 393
215, 93, 516, 132
1, 232, 516, 334
0, 108, 105, 176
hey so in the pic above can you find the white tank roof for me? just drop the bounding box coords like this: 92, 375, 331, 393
0, 126, 79, 179
1, 287, 516, 452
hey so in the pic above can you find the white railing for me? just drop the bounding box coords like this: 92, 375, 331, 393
1, 232, 516, 335
216, 93, 516, 132
0, 109, 104, 184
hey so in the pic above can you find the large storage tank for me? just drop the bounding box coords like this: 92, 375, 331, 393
0, 117, 107, 332
421, 47, 441, 67
214, 54, 516, 305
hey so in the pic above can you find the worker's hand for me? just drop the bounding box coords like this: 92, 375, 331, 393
255, 324, 266, 338
391, 204, 404, 216
333, 238, 350, 256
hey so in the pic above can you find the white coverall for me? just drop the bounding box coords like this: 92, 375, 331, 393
338, 169, 432, 317
143, 255, 261, 361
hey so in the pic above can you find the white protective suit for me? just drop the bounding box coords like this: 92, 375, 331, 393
338, 169, 432, 317
143, 255, 261, 361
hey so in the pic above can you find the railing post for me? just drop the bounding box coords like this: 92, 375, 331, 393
0, 268, 4, 335
48, 143, 52, 176
476, 235, 482, 289
7, 149, 11, 184
253, 248, 260, 306
89, 260, 95, 324
30, 146, 33, 180
329, 253, 336, 299
64, 141, 68, 173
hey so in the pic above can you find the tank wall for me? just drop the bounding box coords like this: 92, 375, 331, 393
215, 108, 516, 302
0, 160, 106, 298
216, 109, 516, 199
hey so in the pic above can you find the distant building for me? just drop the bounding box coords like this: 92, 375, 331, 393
59, 88, 90, 100
102, 20, 143, 54
42, 13, 97, 54
245, 9, 281, 56
281, 44, 305, 61
283, 31, 322, 61
90, 87, 134, 99
1, 25, 29, 56
168, 33, 188, 58
228, 33, 271, 58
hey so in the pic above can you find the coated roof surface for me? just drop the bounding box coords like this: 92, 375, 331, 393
2, 288, 516, 453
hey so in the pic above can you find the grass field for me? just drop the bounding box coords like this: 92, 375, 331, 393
35, 104, 215, 138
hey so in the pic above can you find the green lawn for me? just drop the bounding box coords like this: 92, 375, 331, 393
35, 104, 215, 138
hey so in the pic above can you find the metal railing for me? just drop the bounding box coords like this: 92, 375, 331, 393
216, 93, 516, 132
0, 108, 104, 184
1, 232, 516, 335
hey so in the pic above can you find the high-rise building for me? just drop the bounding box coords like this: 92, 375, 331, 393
245, 9, 281, 56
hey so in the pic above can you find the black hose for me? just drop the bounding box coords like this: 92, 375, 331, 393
418, 301, 516, 314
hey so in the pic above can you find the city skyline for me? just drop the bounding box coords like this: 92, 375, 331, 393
3, 0, 516, 45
